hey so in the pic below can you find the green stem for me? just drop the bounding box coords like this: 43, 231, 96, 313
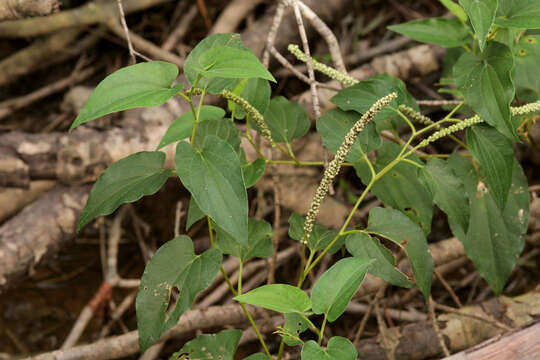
239, 302, 273, 358
302, 153, 407, 277
238, 260, 243, 295
318, 314, 328, 345
190, 87, 207, 144
298, 312, 321, 338
207, 216, 214, 248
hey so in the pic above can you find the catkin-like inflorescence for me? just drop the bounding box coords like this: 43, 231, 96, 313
417, 115, 483, 148
288, 44, 358, 87
302, 92, 398, 243
510, 100, 540, 116
220, 90, 276, 147
398, 104, 436, 126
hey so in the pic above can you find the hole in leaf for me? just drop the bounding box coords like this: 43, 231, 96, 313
164, 285, 180, 321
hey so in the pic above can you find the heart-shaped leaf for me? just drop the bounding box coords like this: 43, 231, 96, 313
317, 108, 381, 162
448, 154, 529, 294
175, 136, 248, 245
388, 18, 469, 48
215, 217, 273, 262
467, 124, 514, 209
234, 284, 311, 314
459, 0, 498, 51
454, 41, 516, 139
514, 35, 540, 93
194, 46, 275, 82
243, 158, 266, 188
280, 312, 309, 346
331, 74, 417, 132
183, 33, 248, 93
229, 78, 271, 119
171, 329, 242, 360
345, 232, 412, 288
301, 337, 357, 360
419, 157, 469, 240
311, 257, 373, 322
367, 207, 434, 299
261, 96, 310, 144
495, 0, 540, 28
157, 105, 225, 150
136, 236, 222, 351
71, 61, 181, 130
288, 212, 344, 254
77, 151, 171, 231
354, 142, 433, 234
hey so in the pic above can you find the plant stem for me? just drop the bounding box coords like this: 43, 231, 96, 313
318, 314, 328, 345
190, 87, 207, 144
239, 302, 273, 358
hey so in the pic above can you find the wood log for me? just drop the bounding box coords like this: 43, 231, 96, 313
355, 290, 540, 360
0, 0, 59, 21
443, 319, 540, 360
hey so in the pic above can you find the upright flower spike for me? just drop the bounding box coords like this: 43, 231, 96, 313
417, 115, 483, 149
288, 44, 358, 87
511, 100, 540, 116
398, 104, 436, 127
221, 89, 276, 147
302, 92, 398, 242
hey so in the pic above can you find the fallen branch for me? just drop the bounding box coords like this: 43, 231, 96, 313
354, 290, 540, 360
0, 0, 172, 38
0, 0, 59, 21
24, 304, 266, 360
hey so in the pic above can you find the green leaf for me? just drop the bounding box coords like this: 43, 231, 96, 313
157, 106, 225, 150
215, 217, 273, 262
136, 236, 222, 351
288, 212, 344, 254
496, 0, 540, 28
175, 136, 248, 245
454, 41, 516, 139
317, 108, 381, 162
301, 337, 357, 360
281, 312, 309, 346
467, 125, 514, 209
194, 46, 275, 83
439, 0, 468, 22
367, 207, 434, 299
311, 257, 373, 322
354, 142, 433, 234
183, 33, 248, 93
229, 78, 271, 119
260, 96, 310, 143
331, 74, 418, 132
243, 158, 267, 188
234, 284, 311, 314
193, 116, 241, 154
71, 62, 180, 130
77, 151, 171, 231
345, 232, 412, 288
448, 155, 529, 294
172, 329, 242, 360
458, 0, 498, 51
514, 35, 540, 93
388, 18, 469, 47
186, 197, 205, 231
419, 158, 469, 240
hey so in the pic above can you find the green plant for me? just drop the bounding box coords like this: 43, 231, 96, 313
70, 1, 540, 357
